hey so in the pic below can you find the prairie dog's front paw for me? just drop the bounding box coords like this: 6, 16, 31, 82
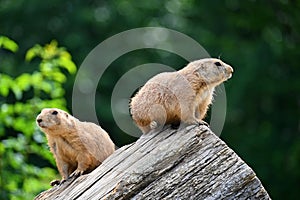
198, 120, 209, 127
50, 179, 62, 186
69, 169, 84, 179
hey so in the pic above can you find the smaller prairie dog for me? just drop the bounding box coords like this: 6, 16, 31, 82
130, 58, 233, 134
36, 108, 115, 186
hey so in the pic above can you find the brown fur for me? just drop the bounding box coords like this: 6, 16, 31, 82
36, 108, 115, 185
130, 58, 233, 134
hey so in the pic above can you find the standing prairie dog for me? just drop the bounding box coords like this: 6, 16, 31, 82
36, 108, 115, 186
130, 58, 233, 134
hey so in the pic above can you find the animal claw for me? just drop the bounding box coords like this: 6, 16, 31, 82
198, 120, 209, 127
58, 179, 67, 186
69, 169, 84, 179
50, 179, 64, 187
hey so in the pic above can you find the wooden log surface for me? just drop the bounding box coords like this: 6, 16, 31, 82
35, 125, 271, 200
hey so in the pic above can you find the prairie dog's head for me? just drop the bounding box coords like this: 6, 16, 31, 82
36, 108, 75, 135
183, 58, 233, 85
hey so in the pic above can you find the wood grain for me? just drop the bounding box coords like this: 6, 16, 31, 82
35, 125, 271, 200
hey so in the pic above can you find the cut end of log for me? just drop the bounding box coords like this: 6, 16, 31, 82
35, 125, 271, 200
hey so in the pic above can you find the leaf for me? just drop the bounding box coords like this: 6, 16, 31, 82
58, 55, 77, 74
31, 72, 43, 85
52, 71, 66, 83
14, 117, 32, 136
50, 86, 65, 98
1, 103, 14, 115
31, 72, 52, 93
11, 84, 23, 100
44, 40, 59, 59
16, 73, 32, 91
40, 61, 54, 73
40, 81, 53, 93
0, 142, 5, 154
25, 44, 42, 61
0, 74, 13, 97
0, 36, 19, 52
4, 115, 13, 126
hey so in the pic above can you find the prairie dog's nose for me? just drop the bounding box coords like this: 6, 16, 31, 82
37, 119, 42, 123
226, 65, 234, 74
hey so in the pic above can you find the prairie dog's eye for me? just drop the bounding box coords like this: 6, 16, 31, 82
214, 61, 222, 66
52, 111, 58, 115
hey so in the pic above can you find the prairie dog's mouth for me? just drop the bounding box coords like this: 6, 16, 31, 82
38, 123, 47, 128
40, 126, 47, 129
37, 119, 47, 128
226, 66, 234, 74
227, 73, 232, 79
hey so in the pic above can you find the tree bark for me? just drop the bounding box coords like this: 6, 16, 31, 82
35, 125, 271, 200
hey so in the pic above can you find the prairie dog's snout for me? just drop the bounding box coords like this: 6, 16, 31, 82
36, 118, 42, 124
36, 113, 46, 128
227, 65, 234, 73
225, 65, 234, 78
214, 60, 233, 78
36, 113, 46, 124
36, 117, 44, 128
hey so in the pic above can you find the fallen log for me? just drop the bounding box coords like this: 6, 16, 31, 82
35, 125, 271, 199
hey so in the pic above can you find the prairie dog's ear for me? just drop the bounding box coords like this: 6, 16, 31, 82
65, 113, 75, 128
64, 112, 69, 118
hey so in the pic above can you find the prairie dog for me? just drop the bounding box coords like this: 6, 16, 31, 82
130, 58, 233, 134
36, 108, 115, 186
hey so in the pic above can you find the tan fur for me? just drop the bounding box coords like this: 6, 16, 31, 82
36, 108, 115, 185
130, 58, 233, 134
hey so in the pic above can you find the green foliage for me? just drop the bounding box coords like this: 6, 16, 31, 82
0, 36, 76, 199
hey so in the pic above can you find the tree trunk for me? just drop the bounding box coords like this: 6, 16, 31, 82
35, 125, 271, 200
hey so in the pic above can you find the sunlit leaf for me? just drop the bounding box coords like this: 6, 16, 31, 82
25, 45, 42, 61
4, 116, 13, 126
6, 177, 18, 191
0, 142, 5, 154
40, 81, 53, 93
14, 118, 32, 136
0, 36, 19, 52
58, 57, 77, 74
16, 73, 31, 91
0, 74, 12, 97
52, 71, 66, 83
31, 72, 43, 84
50, 86, 65, 98
14, 102, 24, 114
11, 84, 23, 100
40, 61, 54, 72
60, 51, 71, 59
44, 40, 59, 59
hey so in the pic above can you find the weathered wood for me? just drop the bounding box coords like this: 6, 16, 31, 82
35, 125, 271, 200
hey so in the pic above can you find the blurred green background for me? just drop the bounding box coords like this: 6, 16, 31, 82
0, 0, 299, 199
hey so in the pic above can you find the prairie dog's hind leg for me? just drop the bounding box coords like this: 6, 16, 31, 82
69, 154, 92, 178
